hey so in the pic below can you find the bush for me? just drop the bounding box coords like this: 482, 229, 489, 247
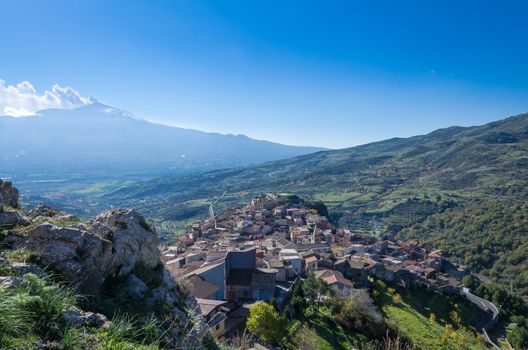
328, 290, 383, 337
0, 260, 15, 276
508, 325, 528, 350
15, 273, 79, 335
59, 327, 89, 350
0, 287, 32, 346
294, 324, 319, 350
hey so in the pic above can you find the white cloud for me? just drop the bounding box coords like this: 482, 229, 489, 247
0, 79, 93, 117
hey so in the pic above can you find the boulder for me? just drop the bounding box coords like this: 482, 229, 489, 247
146, 286, 181, 307
89, 208, 160, 274
182, 316, 209, 349
0, 210, 29, 227
124, 274, 149, 299
24, 208, 160, 295
28, 205, 78, 221
0, 180, 19, 208
28, 205, 62, 218
61, 306, 108, 328
170, 307, 188, 326
9, 262, 42, 276
0, 276, 20, 288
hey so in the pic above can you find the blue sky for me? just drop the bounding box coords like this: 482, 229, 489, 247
1, 0, 528, 148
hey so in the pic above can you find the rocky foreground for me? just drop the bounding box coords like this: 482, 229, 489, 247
0, 179, 211, 349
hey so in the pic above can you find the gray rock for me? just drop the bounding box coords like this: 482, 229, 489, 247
182, 316, 209, 349
170, 306, 188, 326
28, 205, 62, 218
162, 269, 177, 290
124, 274, 148, 299
0, 276, 20, 288
0, 210, 29, 227
0, 180, 19, 208
61, 307, 86, 328
61, 306, 108, 328
24, 209, 160, 295
10, 262, 42, 276
89, 208, 160, 275
86, 312, 108, 327
28, 205, 78, 221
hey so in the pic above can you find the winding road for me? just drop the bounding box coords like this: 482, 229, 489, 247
463, 290, 500, 349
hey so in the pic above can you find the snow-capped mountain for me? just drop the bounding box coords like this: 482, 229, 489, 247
0, 102, 325, 181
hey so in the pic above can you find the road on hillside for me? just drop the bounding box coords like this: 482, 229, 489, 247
463, 290, 500, 349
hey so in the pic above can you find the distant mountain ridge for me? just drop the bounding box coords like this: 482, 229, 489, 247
93, 112, 528, 296
104, 113, 528, 220
0, 102, 325, 180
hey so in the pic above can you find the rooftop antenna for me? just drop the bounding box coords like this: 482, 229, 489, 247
209, 191, 226, 229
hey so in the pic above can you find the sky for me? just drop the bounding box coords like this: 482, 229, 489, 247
1, 0, 528, 148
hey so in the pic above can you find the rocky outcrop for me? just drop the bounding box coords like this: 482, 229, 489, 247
24, 208, 160, 295
0, 179, 26, 227
61, 306, 109, 328
0, 181, 210, 348
0, 179, 19, 208
28, 204, 77, 221
0, 210, 28, 227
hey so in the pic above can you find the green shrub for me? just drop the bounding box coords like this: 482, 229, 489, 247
99, 314, 163, 350
15, 273, 79, 335
59, 327, 90, 350
0, 287, 33, 346
105, 314, 140, 342
0, 260, 15, 276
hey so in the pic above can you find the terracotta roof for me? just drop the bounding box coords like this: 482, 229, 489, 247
305, 256, 318, 264
324, 274, 354, 288
313, 269, 335, 279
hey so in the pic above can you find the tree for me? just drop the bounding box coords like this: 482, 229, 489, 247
291, 281, 307, 316
246, 302, 286, 344
462, 275, 479, 290
302, 274, 329, 312
449, 310, 462, 328
508, 326, 528, 350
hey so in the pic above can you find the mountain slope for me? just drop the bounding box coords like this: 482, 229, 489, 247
104, 113, 528, 222
0, 102, 325, 180
98, 113, 528, 295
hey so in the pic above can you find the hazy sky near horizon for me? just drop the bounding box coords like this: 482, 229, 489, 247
1, 0, 528, 148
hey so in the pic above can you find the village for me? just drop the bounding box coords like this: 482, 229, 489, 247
161, 193, 467, 339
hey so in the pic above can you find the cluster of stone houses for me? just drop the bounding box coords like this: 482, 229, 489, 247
160, 194, 462, 338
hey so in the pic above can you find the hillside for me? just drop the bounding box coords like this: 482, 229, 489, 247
0, 102, 324, 182
91, 113, 528, 296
